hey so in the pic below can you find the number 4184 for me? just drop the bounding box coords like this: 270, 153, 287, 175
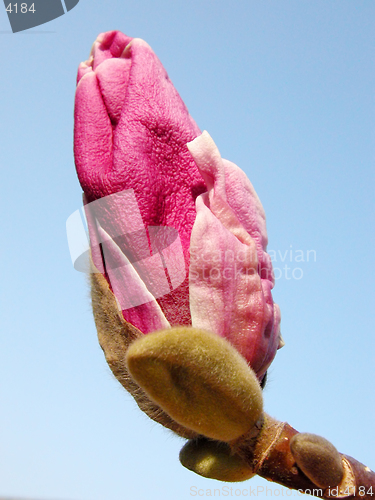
6, 3, 35, 13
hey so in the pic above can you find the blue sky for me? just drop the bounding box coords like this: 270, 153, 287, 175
1, 1, 374, 499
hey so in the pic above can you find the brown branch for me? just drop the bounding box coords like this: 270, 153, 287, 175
233, 414, 374, 500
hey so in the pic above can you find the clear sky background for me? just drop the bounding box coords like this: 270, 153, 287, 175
1, 1, 374, 499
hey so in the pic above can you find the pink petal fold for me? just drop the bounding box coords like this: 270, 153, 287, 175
188, 132, 281, 378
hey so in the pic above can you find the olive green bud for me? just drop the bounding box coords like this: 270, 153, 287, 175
180, 438, 255, 482
126, 327, 263, 442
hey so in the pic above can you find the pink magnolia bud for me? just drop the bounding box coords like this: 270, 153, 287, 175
74, 30, 283, 380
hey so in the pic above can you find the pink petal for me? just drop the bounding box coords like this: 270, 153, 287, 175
74, 32, 206, 329
188, 132, 281, 378
83, 190, 189, 333
222, 160, 274, 286
74, 71, 113, 200
83, 192, 170, 333
97, 225, 170, 333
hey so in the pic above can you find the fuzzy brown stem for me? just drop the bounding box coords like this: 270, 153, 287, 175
232, 415, 374, 500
